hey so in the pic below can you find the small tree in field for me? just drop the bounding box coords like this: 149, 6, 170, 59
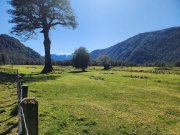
8, 0, 77, 73
72, 47, 90, 72
97, 55, 111, 70
175, 61, 180, 67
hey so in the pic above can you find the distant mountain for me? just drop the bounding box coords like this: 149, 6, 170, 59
0, 34, 43, 64
51, 54, 72, 61
91, 27, 180, 64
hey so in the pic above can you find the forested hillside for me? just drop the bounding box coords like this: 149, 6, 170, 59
0, 34, 43, 64
91, 27, 180, 64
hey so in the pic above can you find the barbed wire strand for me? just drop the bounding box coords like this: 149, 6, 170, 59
21, 107, 29, 135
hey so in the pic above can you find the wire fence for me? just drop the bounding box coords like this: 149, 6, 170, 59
17, 74, 38, 135
21, 107, 29, 135
0, 67, 38, 135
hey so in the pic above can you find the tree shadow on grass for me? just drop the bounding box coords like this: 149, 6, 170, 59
30, 72, 41, 75
24, 75, 60, 83
0, 72, 17, 84
0, 116, 14, 124
0, 102, 17, 109
69, 70, 89, 74
0, 72, 60, 84
0, 122, 18, 135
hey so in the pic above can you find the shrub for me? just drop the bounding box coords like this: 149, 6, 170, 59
97, 55, 111, 70
72, 47, 90, 72
175, 61, 180, 67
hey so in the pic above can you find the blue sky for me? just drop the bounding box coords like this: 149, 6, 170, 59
0, 0, 180, 55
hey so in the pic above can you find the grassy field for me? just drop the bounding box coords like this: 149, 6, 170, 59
0, 65, 180, 135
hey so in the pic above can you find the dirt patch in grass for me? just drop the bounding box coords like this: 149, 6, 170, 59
89, 76, 104, 80
123, 75, 148, 79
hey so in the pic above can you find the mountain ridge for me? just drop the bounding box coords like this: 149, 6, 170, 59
0, 34, 43, 64
91, 27, 180, 64
51, 54, 72, 61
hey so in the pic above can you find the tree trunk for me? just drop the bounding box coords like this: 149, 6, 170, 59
41, 30, 53, 74
82, 68, 85, 72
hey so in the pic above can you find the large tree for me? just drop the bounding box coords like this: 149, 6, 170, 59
8, 0, 77, 73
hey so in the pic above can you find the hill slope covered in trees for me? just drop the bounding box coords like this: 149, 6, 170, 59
91, 27, 180, 64
0, 34, 43, 64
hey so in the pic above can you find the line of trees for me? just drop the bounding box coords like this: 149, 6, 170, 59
0, 53, 43, 65
53, 48, 180, 69
53, 47, 138, 71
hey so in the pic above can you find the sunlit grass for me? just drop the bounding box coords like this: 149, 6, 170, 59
0, 65, 180, 134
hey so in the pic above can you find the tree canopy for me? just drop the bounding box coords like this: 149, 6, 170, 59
72, 47, 90, 72
97, 55, 111, 70
8, 0, 77, 73
8, 0, 77, 39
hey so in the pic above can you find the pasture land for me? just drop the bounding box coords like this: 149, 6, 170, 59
0, 65, 180, 135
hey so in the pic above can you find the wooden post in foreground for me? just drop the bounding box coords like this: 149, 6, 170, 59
20, 85, 28, 135
20, 98, 38, 135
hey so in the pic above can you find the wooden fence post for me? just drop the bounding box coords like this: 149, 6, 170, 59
17, 75, 22, 135
21, 85, 28, 99
17, 75, 22, 104
20, 98, 38, 135
20, 85, 29, 135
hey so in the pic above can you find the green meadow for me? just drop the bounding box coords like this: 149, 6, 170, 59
0, 65, 180, 135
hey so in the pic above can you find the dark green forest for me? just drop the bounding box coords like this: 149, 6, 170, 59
91, 27, 180, 64
0, 34, 43, 65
